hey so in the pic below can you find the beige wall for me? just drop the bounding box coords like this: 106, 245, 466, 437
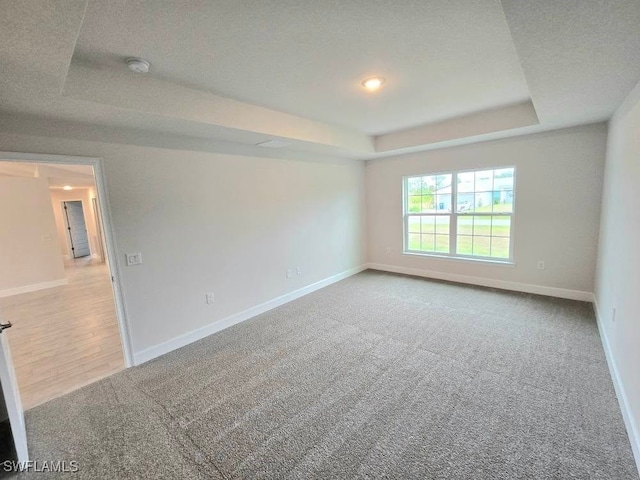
0, 133, 366, 357
366, 123, 606, 294
0, 176, 65, 294
50, 188, 100, 259
595, 80, 640, 463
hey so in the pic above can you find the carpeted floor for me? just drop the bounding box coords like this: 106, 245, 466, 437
17, 271, 638, 479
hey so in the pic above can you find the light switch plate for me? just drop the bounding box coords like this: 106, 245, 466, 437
126, 252, 143, 266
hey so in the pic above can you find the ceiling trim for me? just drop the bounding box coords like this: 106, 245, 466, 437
375, 101, 538, 152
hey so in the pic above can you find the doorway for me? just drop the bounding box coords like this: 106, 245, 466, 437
0, 153, 132, 414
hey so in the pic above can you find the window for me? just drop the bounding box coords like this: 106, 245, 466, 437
403, 167, 515, 262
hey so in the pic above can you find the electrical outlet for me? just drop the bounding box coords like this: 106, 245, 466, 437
126, 252, 143, 266
296, 266, 302, 276
286, 269, 293, 279
385, 246, 392, 255
537, 260, 545, 270
205, 293, 215, 305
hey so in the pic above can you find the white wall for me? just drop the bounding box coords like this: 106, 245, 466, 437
366, 123, 606, 296
50, 188, 100, 259
595, 80, 640, 465
0, 133, 366, 357
0, 176, 65, 294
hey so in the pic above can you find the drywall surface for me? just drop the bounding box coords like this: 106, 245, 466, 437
0, 176, 65, 292
366, 123, 606, 294
595, 80, 640, 466
0, 133, 366, 355
50, 188, 99, 259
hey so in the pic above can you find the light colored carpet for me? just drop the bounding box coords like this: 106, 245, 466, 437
17, 270, 638, 479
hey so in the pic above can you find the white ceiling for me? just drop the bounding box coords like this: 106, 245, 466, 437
1, 0, 639, 159
501, 0, 640, 125
73, 0, 530, 135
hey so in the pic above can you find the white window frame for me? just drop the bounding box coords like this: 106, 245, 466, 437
402, 166, 516, 264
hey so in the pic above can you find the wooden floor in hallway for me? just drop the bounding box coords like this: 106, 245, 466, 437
0, 258, 124, 410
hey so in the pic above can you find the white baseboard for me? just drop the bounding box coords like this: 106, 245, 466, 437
366, 263, 593, 301
0, 278, 68, 298
133, 264, 367, 365
593, 298, 640, 477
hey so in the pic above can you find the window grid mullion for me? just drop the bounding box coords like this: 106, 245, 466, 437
404, 168, 514, 261
489, 213, 493, 257
451, 175, 457, 255
471, 215, 475, 256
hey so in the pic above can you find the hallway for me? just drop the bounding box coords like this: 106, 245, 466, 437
0, 258, 124, 409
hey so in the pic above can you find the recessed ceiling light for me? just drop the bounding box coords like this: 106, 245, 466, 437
63, 185, 73, 190
126, 57, 150, 74
361, 76, 385, 91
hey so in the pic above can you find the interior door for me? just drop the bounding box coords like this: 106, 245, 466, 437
91, 197, 105, 262
63, 201, 90, 258
0, 316, 28, 464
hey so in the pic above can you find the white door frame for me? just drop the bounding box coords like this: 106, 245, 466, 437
0, 152, 134, 368
0, 331, 28, 463
91, 197, 106, 261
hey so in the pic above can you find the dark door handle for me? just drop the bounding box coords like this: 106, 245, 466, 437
0, 322, 12, 332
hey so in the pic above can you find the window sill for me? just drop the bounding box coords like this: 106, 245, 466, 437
402, 251, 515, 267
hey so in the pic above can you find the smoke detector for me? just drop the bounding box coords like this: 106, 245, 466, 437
126, 57, 150, 73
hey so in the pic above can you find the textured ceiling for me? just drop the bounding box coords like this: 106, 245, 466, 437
501, 0, 640, 125
1, 0, 639, 159
73, 0, 530, 135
